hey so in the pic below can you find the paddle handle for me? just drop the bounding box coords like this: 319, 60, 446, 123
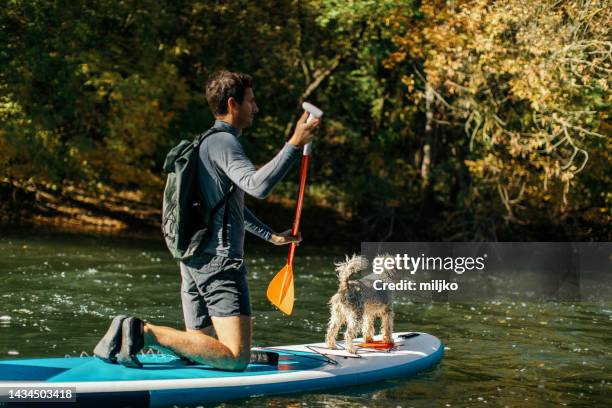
287, 153, 310, 265
302, 102, 321, 156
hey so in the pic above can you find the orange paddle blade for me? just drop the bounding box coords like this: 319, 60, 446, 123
266, 264, 294, 315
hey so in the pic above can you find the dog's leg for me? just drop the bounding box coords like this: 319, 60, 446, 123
325, 304, 345, 349
382, 306, 394, 344
344, 311, 359, 354
361, 304, 375, 343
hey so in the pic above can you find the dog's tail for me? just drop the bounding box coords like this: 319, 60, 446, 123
335, 254, 368, 290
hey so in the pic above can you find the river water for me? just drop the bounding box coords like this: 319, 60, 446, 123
0, 229, 610, 407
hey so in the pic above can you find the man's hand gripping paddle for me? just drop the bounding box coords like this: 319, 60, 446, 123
267, 102, 323, 315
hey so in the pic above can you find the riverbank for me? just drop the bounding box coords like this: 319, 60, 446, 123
2, 180, 610, 243
0, 181, 357, 245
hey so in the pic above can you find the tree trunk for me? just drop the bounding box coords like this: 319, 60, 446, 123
420, 82, 435, 213
421, 82, 434, 187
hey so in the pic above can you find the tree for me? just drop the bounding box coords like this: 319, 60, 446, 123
386, 0, 611, 238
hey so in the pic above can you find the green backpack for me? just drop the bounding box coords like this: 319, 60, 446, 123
161, 127, 235, 260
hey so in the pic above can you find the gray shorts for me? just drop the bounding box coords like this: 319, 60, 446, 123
180, 254, 251, 330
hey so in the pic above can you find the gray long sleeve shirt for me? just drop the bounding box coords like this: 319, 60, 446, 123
196, 120, 301, 259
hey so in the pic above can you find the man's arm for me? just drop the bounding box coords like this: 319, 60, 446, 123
208, 110, 320, 199
210, 133, 300, 199
244, 206, 273, 242
244, 207, 302, 245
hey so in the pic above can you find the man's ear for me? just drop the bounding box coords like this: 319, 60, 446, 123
227, 96, 239, 114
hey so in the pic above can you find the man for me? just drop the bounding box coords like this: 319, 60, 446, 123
94, 70, 320, 371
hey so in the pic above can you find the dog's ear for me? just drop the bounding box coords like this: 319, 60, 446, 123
334, 256, 346, 271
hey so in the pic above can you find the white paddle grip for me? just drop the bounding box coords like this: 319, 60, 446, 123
301, 102, 323, 156
303, 142, 312, 155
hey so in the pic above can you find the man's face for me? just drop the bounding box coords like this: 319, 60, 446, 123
233, 87, 258, 129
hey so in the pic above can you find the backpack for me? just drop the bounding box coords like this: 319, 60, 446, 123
161, 127, 236, 260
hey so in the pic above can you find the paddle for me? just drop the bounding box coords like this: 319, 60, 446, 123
267, 102, 323, 315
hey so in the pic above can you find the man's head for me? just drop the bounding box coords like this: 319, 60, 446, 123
205, 70, 258, 130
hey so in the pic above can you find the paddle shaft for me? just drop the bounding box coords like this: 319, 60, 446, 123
270, 104, 320, 311
287, 145, 310, 266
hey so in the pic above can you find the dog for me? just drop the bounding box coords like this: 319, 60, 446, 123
325, 254, 398, 353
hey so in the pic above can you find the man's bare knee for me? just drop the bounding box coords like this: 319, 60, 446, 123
225, 355, 249, 371
211, 315, 251, 370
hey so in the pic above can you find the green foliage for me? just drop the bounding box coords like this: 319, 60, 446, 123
0, 0, 609, 240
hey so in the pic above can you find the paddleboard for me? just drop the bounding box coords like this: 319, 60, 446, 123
0, 332, 443, 407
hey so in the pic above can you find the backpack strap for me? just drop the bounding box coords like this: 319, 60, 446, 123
195, 127, 237, 247
194, 126, 226, 148
217, 183, 236, 246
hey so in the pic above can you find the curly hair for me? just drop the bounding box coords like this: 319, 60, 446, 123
205, 70, 253, 116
